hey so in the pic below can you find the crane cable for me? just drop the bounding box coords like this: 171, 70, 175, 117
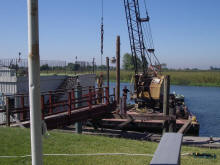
100, 0, 104, 65
143, 0, 161, 72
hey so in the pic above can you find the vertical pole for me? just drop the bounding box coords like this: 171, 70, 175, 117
75, 84, 82, 134
92, 58, 95, 74
20, 95, 25, 120
106, 57, 109, 88
169, 107, 176, 132
163, 75, 170, 133
27, 0, 43, 164
88, 87, 92, 110
116, 36, 120, 104
49, 91, 52, 114
68, 92, 72, 116
71, 88, 75, 110
113, 87, 115, 101
6, 97, 10, 127
105, 87, 109, 105
41, 95, 44, 120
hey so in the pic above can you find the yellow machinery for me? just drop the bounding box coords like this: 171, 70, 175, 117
131, 73, 164, 109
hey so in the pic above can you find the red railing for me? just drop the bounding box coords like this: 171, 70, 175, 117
0, 86, 111, 126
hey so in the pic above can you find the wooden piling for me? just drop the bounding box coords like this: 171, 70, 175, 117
163, 75, 170, 133
116, 36, 120, 104
106, 57, 110, 88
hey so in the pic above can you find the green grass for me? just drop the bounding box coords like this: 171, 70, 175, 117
0, 127, 220, 165
97, 70, 220, 87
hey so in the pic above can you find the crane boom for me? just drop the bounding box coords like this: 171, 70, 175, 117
123, 0, 148, 74
124, 0, 164, 110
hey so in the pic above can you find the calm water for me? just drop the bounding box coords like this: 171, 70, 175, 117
109, 82, 220, 137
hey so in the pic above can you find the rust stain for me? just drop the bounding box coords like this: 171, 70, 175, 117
29, 43, 39, 60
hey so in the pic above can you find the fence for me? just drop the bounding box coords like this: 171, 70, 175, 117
0, 58, 98, 77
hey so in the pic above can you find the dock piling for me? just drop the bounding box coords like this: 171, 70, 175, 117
106, 57, 110, 88
116, 36, 120, 104
163, 75, 170, 133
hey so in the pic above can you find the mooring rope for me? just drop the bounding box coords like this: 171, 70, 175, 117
0, 153, 153, 158
0, 152, 192, 158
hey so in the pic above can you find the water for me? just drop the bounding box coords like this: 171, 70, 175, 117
109, 82, 220, 137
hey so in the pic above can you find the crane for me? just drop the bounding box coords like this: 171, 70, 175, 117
123, 0, 164, 110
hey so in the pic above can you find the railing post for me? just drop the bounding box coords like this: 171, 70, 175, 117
41, 95, 44, 120
68, 92, 72, 116
20, 95, 25, 120
6, 97, 10, 127
49, 91, 53, 114
71, 88, 75, 110
92, 86, 95, 105
75, 84, 82, 134
88, 87, 92, 110
113, 87, 115, 101
105, 87, 109, 105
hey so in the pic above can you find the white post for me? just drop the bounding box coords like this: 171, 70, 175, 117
27, 0, 43, 165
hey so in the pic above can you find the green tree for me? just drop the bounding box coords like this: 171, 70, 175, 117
67, 63, 80, 71
40, 64, 50, 71
123, 53, 141, 70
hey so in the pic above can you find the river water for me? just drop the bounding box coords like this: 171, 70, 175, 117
109, 82, 220, 137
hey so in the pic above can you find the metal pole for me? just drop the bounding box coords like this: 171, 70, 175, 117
116, 36, 120, 104
27, 0, 43, 165
106, 57, 109, 88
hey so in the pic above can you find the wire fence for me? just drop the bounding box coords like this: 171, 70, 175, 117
0, 58, 98, 77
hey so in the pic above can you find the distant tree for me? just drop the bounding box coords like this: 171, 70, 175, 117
98, 65, 107, 70
40, 64, 50, 71
160, 63, 167, 69
210, 66, 220, 70
123, 53, 141, 70
67, 63, 80, 71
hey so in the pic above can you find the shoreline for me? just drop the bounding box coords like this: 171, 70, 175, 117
108, 80, 220, 88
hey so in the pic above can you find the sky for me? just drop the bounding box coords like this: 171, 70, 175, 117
0, 0, 220, 69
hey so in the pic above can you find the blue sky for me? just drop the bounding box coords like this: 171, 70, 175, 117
0, 0, 220, 69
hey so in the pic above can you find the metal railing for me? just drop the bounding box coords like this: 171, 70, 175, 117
0, 86, 111, 126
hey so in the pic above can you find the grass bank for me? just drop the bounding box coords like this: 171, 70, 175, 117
0, 127, 219, 165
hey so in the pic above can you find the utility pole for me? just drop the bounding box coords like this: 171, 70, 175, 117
27, 0, 43, 165
92, 58, 95, 73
